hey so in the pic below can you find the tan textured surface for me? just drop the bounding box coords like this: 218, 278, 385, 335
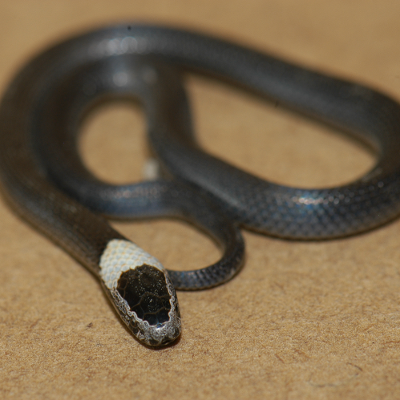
1, 1, 400, 399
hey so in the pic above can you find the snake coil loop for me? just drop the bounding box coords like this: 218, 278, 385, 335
1, 23, 400, 346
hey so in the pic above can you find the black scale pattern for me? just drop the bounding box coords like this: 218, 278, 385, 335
117, 265, 171, 326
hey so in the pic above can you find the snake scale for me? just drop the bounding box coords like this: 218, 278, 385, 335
1, 23, 400, 346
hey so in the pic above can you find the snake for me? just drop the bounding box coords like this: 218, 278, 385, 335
1, 23, 400, 347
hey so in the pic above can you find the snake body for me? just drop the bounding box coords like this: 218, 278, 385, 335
1, 23, 400, 346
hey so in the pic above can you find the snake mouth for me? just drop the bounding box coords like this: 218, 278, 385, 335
130, 319, 181, 347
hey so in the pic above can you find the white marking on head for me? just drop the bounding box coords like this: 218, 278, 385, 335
99, 239, 164, 290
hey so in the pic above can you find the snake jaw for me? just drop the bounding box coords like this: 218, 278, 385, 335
99, 239, 181, 346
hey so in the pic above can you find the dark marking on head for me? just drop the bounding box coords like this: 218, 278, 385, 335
117, 265, 172, 326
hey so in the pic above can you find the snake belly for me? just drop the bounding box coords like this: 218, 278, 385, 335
0, 26, 245, 347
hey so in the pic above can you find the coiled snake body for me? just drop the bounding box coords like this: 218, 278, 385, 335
1, 24, 400, 346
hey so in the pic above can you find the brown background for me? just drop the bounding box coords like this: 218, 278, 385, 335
1, 1, 400, 399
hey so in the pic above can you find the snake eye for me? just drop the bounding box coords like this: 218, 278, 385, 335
116, 264, 172, 326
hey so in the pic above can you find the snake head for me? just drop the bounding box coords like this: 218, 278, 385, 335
99, 239, 181, 346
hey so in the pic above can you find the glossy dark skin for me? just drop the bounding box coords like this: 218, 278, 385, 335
1, 23, 400, 346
